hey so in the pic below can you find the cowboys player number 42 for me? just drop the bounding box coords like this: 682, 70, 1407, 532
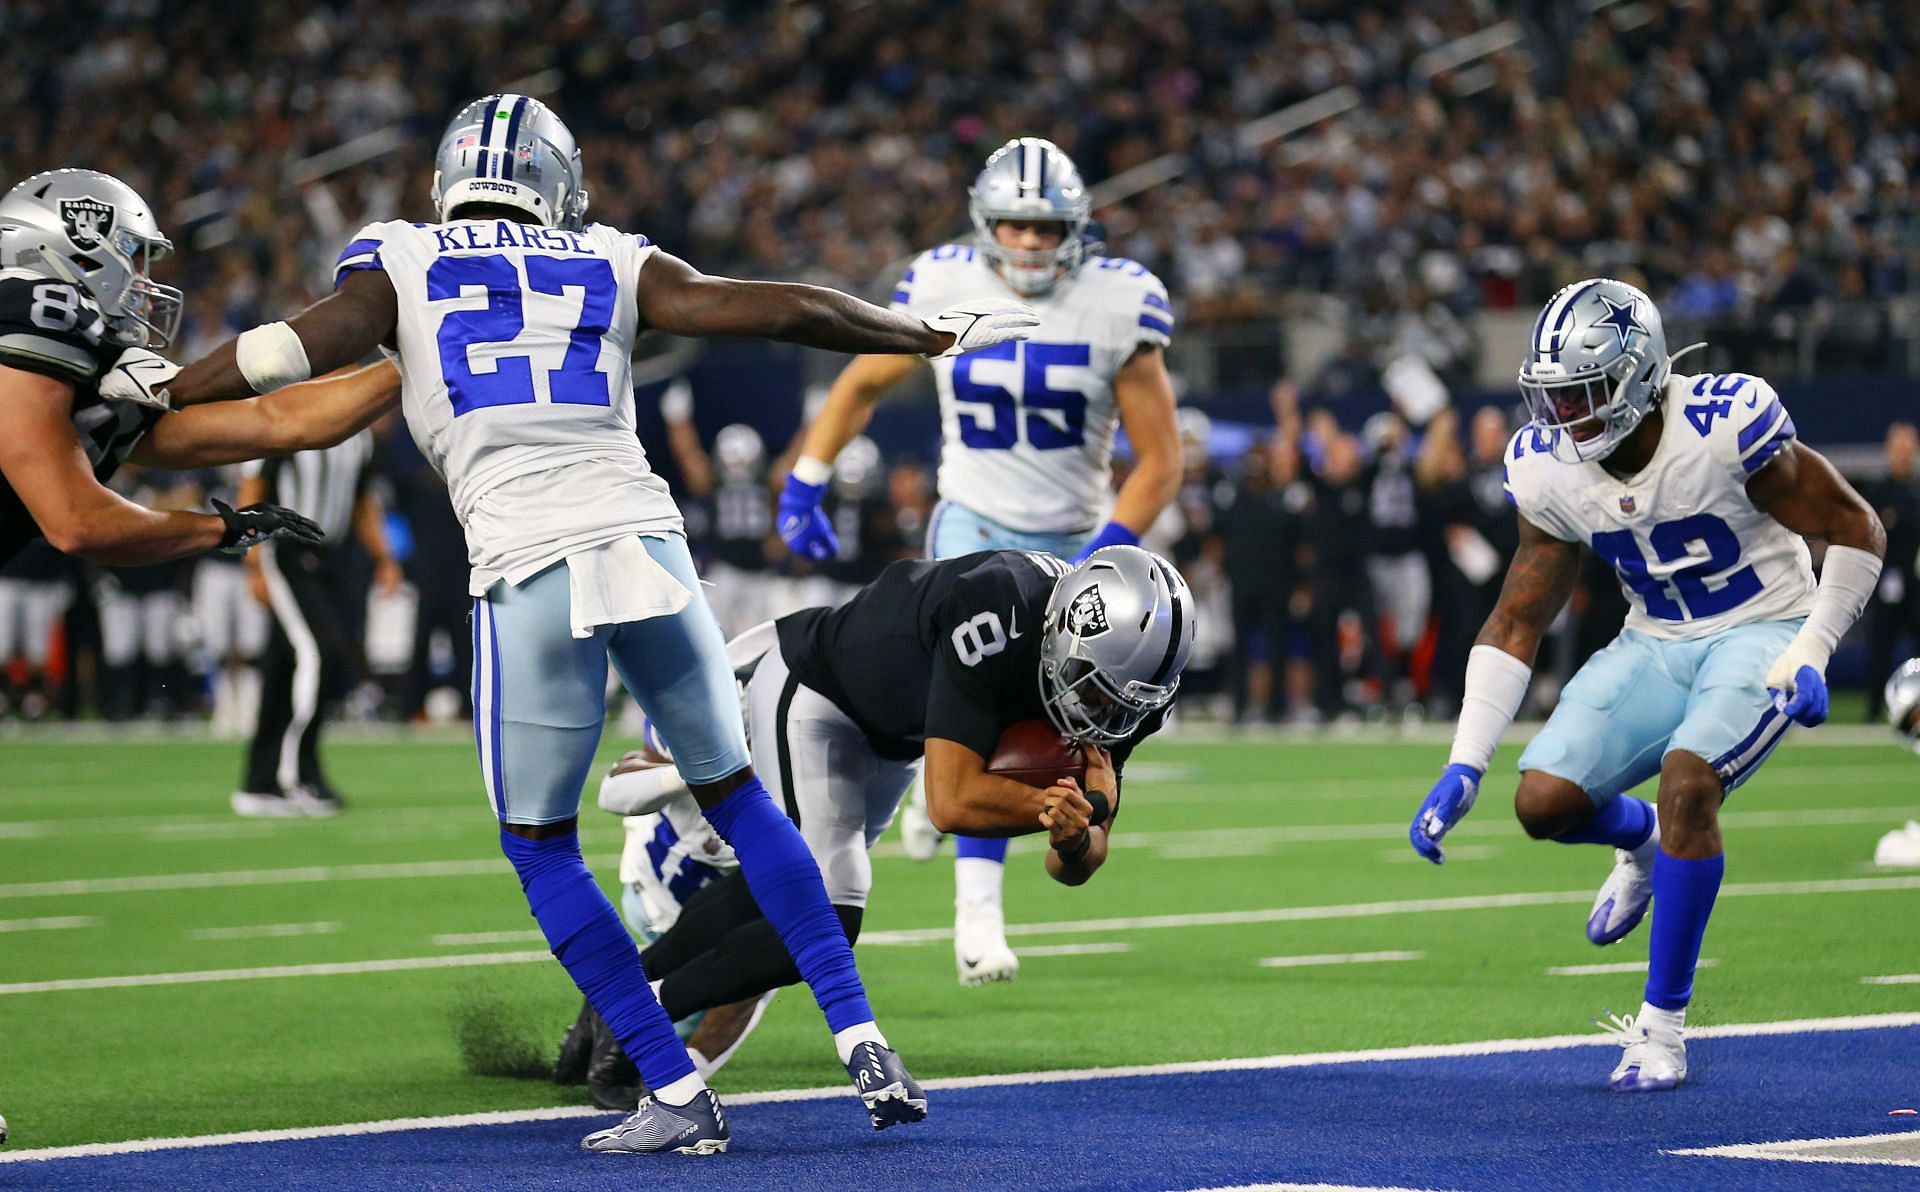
1410, 277, 1885, 1096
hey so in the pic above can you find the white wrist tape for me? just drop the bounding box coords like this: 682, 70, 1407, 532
790, 455, 834, 486
1449, 645, 1533, 772
1789, 545, 1883, 667
235, 321, 313, 394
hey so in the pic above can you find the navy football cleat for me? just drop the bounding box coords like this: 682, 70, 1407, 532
580, 1089, 728, 1155
845, 1041, 928, 1129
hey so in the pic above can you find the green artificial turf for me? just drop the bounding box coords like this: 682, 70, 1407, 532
2, 726, 1916, 1149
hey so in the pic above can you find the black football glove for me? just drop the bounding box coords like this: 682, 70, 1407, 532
213, 498, 325, 556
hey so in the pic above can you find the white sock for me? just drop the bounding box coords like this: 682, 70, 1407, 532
954, 856, 1004, 907
833, 1020, 887, 1065
653, 1070, 708, 1106
649, 977, 665, 1004
1638, 1001, 1686, 1034
688, 1048, 714, 1080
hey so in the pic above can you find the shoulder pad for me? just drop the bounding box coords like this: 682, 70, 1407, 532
1670, 372, 1794, 474
1084, 257, 1173, 341
0, 274, 112, 383
893, 244, 981, 310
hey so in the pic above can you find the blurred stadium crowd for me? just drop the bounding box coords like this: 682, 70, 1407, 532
2, 0, 1918, 728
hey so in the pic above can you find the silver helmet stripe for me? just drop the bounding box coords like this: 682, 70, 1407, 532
1147, 556, 1184, 686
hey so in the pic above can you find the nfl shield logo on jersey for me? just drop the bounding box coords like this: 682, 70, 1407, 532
1619, 495, 1637, 515
1066, 586, 1111, 637
58, 196, 115, 248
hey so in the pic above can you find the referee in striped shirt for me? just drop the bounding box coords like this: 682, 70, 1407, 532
232, 431, 399, 816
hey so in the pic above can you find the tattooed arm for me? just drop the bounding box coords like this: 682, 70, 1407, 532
1476, 515, 1584, 664
633, 251, 953, 355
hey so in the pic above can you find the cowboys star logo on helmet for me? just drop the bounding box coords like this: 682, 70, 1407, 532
58, 196, 115, 248
1065, 586, 1111, 637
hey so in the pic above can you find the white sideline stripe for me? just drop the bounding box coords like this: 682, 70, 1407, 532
429, 929, 545, 946
1863, 974, 1920, 985
0, 950, 551, 996
858, 874, 1920, 945
1667, 1129, 1920, 1167
6, 1012, 1919, 1166
184, 921, 342, 941
0, 915, 96, 934
1259, 950, 1424, 969
1018, 942, 1134, 958
1549, 958, 1719, 977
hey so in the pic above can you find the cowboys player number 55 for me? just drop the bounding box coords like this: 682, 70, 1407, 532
1409, 278, 1885, 1094
0, 169, 400, 569
775, 137, 1183, 986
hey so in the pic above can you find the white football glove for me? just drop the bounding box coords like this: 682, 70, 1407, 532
922, 298, 1040, 359
99, 347, 180, 411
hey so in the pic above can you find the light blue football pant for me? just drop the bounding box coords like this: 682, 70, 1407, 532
471, 533, 750, 825
927, 499, 1093, 561
1518, 619, 1803, 802
928, 501, 1091, 867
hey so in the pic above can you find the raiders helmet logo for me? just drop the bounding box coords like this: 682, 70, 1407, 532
1065, 586, 1111, 638
59, 196, 116, 249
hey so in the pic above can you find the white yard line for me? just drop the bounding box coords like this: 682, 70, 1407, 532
4, 1011, 1918, 1166
0, 915, 97, 934
859, 874, 1920, 945
1258, 950, 1425, 969
1667, 1129, 1920, 1167
1018, 942, 1135, 958
0, 950, 551, 996
428, 929, 545, 947
1863, 974, 1920, 985
0, 855, 617, 900
184, 922, 342, 941
1549, 958, 1718, 977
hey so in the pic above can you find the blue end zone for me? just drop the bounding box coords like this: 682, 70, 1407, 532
10, 1025, 1920, 1190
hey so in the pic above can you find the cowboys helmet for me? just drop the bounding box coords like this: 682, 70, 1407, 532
1888, 658, 1920, 755
431, 94, 588, 230
1518, 278, 1676, 464
1040, 546, 1195, 746
0, 169, 182, 347
968, 137, 1091, 296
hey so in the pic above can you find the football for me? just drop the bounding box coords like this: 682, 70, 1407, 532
986, 718, 1085, 789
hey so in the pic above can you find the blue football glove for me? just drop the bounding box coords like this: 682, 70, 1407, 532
776, 472, 838, 561
1410, 763, 1482, 864
1769, 663, 1829, 727
1073, 520, 1140, 563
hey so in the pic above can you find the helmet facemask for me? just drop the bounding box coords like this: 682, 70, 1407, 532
1040, 636, 1179, 747
973, 215, 1085, 296
1519, 346, 1663, 464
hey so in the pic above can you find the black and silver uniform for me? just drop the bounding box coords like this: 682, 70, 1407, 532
0, 272, 158, 565
776, 549, 1165, 764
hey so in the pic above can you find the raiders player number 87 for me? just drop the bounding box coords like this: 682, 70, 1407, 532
0, 169, 401, 569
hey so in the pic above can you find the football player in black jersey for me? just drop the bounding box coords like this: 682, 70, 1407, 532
0, 169, 401, 568
564, 545, 1194, 1093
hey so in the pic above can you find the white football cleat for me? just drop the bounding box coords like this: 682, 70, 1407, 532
1874, 821, 1920, 867
954, 900, 1019, 986
1597, 1005, 1687, 1093
897, 785, 945, 863
1587, 812, 1659, 946
230, 790, 304, 818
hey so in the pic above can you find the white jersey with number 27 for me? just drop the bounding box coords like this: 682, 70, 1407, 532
335, 218, 681, 594
1503, 371, 1815, 641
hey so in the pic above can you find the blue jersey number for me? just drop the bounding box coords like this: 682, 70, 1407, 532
429, 253, 616, 416
950, 341, 1090, 450
1591, 513, 1763, 621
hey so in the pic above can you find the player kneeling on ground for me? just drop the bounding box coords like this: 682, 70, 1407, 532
1409, 278, 1885, 1093
558, 545, 1193, 1095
